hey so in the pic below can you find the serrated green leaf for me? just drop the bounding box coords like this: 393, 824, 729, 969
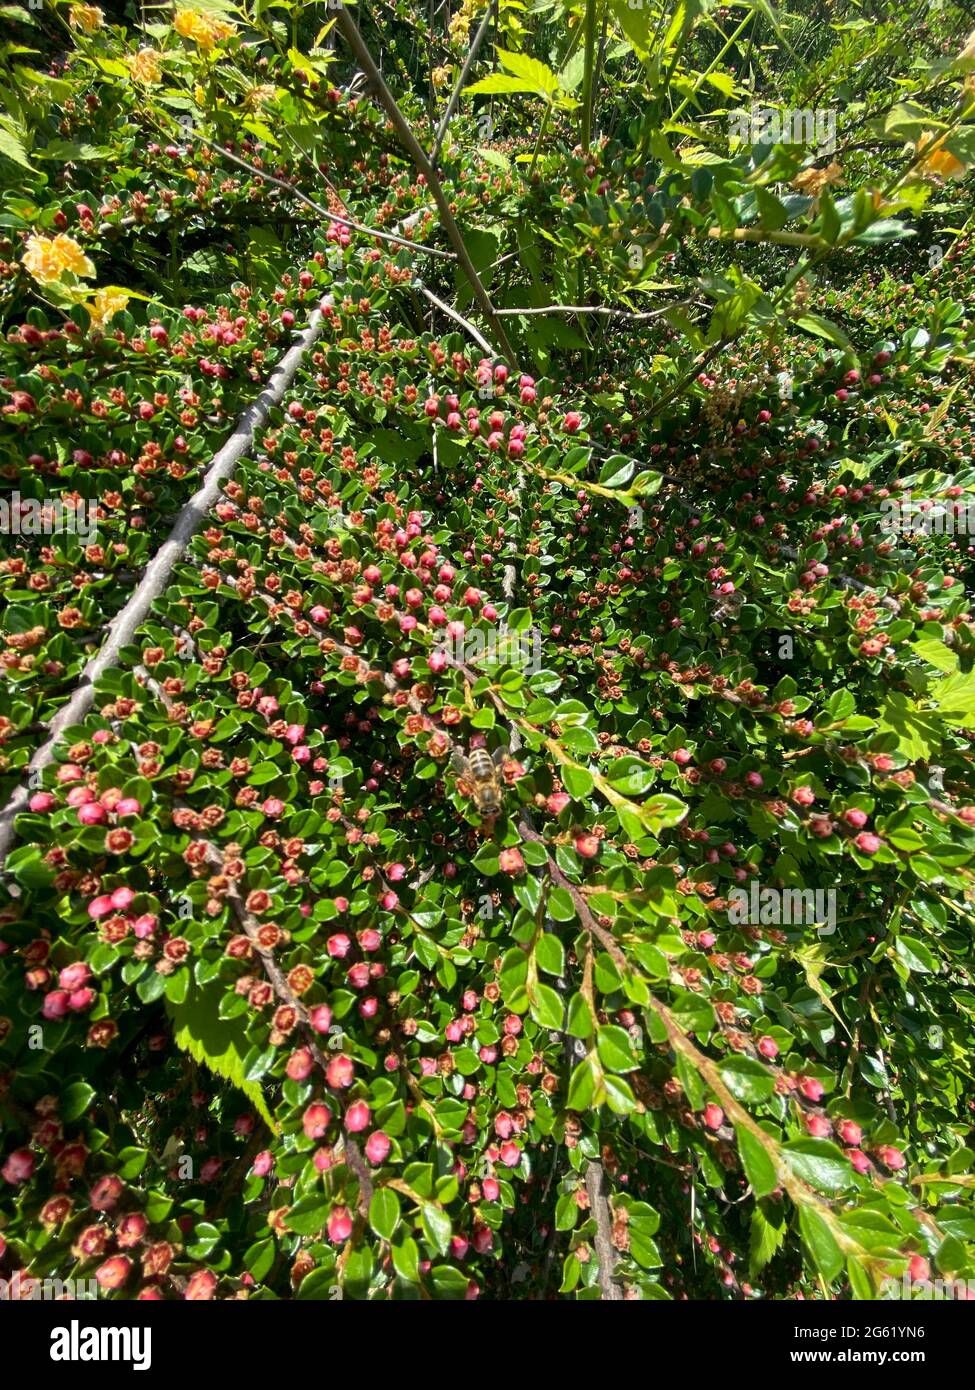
167, 979, 278, 1134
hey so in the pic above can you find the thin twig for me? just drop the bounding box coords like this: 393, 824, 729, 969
334, 5, 517, 362
193, 133, 455, 261
495, 301, 691, 321
415, 281, 494, 354
431, 2, 495, 166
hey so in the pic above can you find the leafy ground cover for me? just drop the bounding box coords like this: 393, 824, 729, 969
1, 0, 975, 1302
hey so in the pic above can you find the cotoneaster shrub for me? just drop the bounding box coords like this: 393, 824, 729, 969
1, 0, 975, 1301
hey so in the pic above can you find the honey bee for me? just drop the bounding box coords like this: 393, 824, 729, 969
710, 588, 744, 625
452, 744, 506, 819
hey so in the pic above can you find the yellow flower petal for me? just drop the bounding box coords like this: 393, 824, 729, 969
915, 131, 967, 182
21, 233, 95, 285
69, 5, 104, 33
51, 234, 96, 280
174, 8, 236, 52
127, 48, 162, 84
87, 288, 130, 329
22, 236, 62, 285
790, 161, 844, 200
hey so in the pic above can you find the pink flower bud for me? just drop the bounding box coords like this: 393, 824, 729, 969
309, 1004, 333, 1034
302, 1103, 332, 1139
42, 990, 71, 1020
287, 1048, 315, 1082
58, 962, 91, 992
364, 1131, 391, 1164
854, 831, 882, 855
875, 1145, 905, 1170
345, 1101, 371, 1133
837, 1119, 862, 1146
326, 1055, 354, 1089
95, 1255, 132, 1290
2, 1149, 35, 1184
327, 1206, 353, 1242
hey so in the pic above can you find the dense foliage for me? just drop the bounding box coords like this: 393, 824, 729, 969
2, 0, 975, 1302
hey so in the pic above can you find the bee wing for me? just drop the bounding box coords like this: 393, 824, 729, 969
450, 748, 467, 775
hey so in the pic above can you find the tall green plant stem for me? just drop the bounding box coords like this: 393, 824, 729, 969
670, 11, 754, 124
528, 23, 584, 179
333, 5, 517, 363
581, 0, 599, 152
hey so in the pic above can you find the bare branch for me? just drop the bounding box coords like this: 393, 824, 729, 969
333, 6, 517, 363
495, 301, 692, 321
414, 281, 494, 354
431, 3, 494, 166
193, 134, 456, 261
0, 311, 325, 870
585, 1160, 625, 1300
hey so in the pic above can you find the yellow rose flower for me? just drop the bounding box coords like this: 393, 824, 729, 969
173, 8, 236, 52
21, 237, 61, 285
790, 161, 844, 199
244, 84, 277, 110
957, 30, 975, 63
69, 5, 104, 32
52, 234, 97, 279
127, 49, 162, 84
87, 288, 130, 330
915, 131, 967, 182
173, 9, 209, 44
21, 234, 95, 286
